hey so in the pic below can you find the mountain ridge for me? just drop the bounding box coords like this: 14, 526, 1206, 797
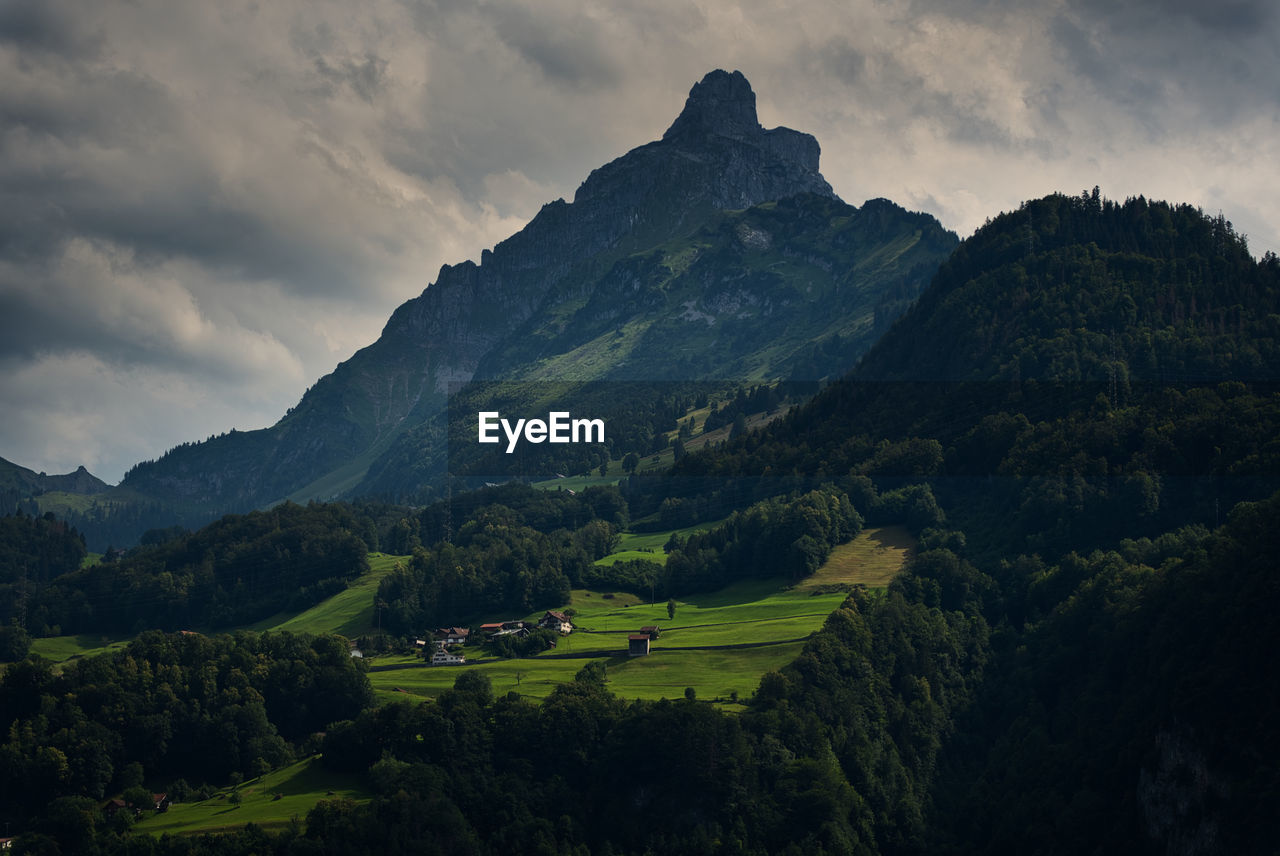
1, 456, 110, 497
108, 70, 949, 524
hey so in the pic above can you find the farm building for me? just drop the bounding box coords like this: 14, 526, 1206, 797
539, 610, 573, 634
481, 620, 529, 637
628, 634, 651, 657
639, 625, 660, 639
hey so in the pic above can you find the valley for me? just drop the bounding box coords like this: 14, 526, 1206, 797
2, 68, 1279, 855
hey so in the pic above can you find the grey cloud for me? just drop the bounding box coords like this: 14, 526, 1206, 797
484, 4, 623, 89
814, 39, 867, 86
0, 0, 102, 57
1074, 0, 1274, 35
315, 53, 389, 103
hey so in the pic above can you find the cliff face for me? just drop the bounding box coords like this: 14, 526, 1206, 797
118, 70, 944, 513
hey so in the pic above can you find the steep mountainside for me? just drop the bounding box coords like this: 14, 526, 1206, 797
109, 70, 955, 520
359, 192, 954, 496
666, 191, 1280, 550
650, 191, 1280, 856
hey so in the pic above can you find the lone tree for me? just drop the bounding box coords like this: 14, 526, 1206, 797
667, 598, 677, 620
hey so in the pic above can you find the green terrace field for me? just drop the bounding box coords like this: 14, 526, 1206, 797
367, 525, 915, 707
25, 553, 411, 664
591, 517, 730, 567
134, 756, 370, 837
249, 552, 409, 637
615, 518, 727, 552
29, 633, 131, 663
531, 474, 621, 491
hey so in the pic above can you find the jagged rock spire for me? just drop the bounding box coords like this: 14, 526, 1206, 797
663, 69, 762, 141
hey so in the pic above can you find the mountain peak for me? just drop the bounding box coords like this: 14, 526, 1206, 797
663, 69, 762, 141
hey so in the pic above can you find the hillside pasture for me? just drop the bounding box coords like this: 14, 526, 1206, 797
134, 756, 369, 837
252, 552, 408, 637
801, 525, 915, 589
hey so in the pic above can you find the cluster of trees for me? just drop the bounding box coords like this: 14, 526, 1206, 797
380, 484, 863, 629
0, 511, 87, 615
414, 482, 629, 546
377, 511, 581, 634
23, 503, 371, 635
0, 630, 371, 838
664, 487, 863, 593
701, 383, 789, 433
921, 492, 1280, 853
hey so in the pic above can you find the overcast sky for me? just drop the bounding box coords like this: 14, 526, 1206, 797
3, 0, 1278, 484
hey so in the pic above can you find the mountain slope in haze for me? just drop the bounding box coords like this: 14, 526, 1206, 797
1, 456, 110, 498
110, 69, 954, 520
358, 192, 955, 496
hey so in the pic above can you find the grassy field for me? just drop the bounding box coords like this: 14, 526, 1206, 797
532, 474, 622, 491
804, 525, 915, 589
24, 554, 409, 664
593, 548, 666, 567
366, 526, 914, 707
590, 517, 730, 567
28, 634, 131, 663
249, 553, 409, 637
614, 517, 728, 552
134, 756, 370, 837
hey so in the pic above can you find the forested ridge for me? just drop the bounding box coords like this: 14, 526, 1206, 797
2, 192, 1279, 853
7, 503, 376, 636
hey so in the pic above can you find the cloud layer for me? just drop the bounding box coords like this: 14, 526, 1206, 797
2, 0, 1277, 482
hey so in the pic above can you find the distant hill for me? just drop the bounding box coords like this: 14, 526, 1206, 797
0, 456, 111, 498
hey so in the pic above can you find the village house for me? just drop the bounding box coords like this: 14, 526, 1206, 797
628, 634, 651, 657
430, 641, 466, 666
0, 836, 15, 850
435, 627, 471, 645
538, 610, 573, 635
